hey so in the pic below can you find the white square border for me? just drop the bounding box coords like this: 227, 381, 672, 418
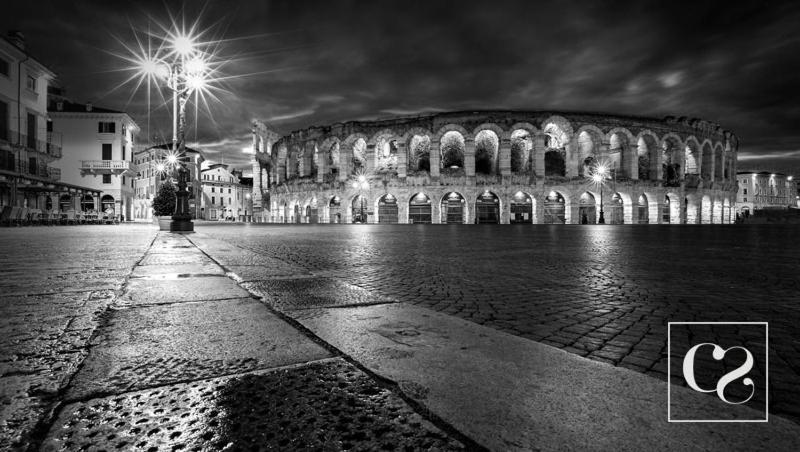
667, 321, 768, 423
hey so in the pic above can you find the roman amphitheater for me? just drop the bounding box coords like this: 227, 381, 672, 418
250, 111, 738, 225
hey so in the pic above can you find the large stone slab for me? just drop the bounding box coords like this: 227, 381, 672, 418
119, 276, 250, 306
68, 298, 330, 399
294, 304, 800, 451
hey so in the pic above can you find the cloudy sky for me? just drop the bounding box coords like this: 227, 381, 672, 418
4, 0, 800, 174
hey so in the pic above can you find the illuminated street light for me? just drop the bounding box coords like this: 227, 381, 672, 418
591, 162, 610, 224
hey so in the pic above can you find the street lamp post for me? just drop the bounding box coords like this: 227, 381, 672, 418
351, 174, 370, 223
592, 164, 608, 224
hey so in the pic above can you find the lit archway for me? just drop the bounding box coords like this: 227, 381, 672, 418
378, 193, 398, 224
329, 196, 342, 223
607, 193, 624, 224
441, 192, 466, 224
510, 191, 533, 223
440, 131, 465, 171
351, 194, 368, 223
579, 192, 597, 224
637, 194, 649, 224
409, 192, 432, 224
543, 191, 566, 224
475, 191, 500, 223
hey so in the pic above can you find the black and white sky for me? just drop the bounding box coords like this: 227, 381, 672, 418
4, 0, 800, 174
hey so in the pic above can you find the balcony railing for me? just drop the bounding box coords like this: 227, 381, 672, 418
0, 131, 62, 158
80, 160, 134, 176
0, 153, 60, 181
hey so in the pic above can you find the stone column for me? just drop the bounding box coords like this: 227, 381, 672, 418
366, 144, 376, 173
564, 141, 577, 178
533, 135, 546, 183
626, 146, 638, 180
500, 194, 510, 224
464, 138, 475, 185
338, 147, 350, 182
499, 137, 511, 178
316, 152, 326, 183
431, 195, 441, 224
398, 197, 408, 223
568, 200, 580, 224
396, 142, 407, 179
430, 141, 440, 179
534, 196, 544, 224
303, 142, 314, 177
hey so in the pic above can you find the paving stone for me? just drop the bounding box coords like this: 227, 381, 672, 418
118, 276, 250, 306
243, 278, 395, 311
68, 298, 331, 399
45, 359, 464, 451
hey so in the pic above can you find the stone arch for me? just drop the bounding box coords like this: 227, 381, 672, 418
661, 133, 683, 185
543, 188, 569, 224
370, 129, 402, 173
475, 190, 501, 223
408, 191, 433, 224
403, 127, 434, 174
440, 191, 467, 224
578, 190, 599, 224
541, 115, 574, 146
575, 124, 605, 177
509, 190, 536, 223
636, 130, 660, 181
713, 142, 724, 182
664, 192, 681, 224
509, 129, 533, 174
439, 130, 466, 170
606, 127, 636, 179
684, 136, 701, 175
343, 133, 369, 175
473, 129, 500, 175
700, 140, 714, 181
376, 192, 399, 224
432, 123, 470, 143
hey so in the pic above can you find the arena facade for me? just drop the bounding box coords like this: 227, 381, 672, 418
250, 111, 738, 225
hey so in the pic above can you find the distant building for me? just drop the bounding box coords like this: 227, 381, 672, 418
200, 162, 250, 221
48, 100, 139, 220
735, 171, 795, 216
132, 143, 204, 220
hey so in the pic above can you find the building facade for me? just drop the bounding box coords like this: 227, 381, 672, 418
48, 101, 139, 220
0, 31, 75, 211
735, 171, 795, 216
132, 143, 204, 221
200, 162, 250, 221
252, 111, 739, 225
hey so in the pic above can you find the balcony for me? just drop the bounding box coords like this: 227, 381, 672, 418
2, 132, 62, 158
0, 154, 60, 181
81, 160, 135, 176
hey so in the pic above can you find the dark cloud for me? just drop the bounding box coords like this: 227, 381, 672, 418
4, 0, 800, 174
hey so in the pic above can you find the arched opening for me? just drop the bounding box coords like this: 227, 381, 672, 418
637, 135, 659, 181
45, 196, 53, 211
475, 191, 500, 224
440, 131, 465, 172
662, 196, 671, 224
352, 195, 368, 223
510, 130, 532, 174
101, 195, 115, 216
543, 191, 566, 224
723, 199, 731, 224
81, 194, 94, 212
543, 122, 568, 177
609, 132, 632, 179
408, 192, 432, 224
607, 193, 624, 224
59, 194, 72, 211
441, 192, 465, 224
701, 143, 713, 181
579, 192, 596, 224
662, 138, 682, 186
408, 135, 431, 173
293, 204, 301, 223
308, 199, 319, 223
637, 194, 649, 224
376, 138, 399, 172
474, 130, 498, 175
685, 141, 699, 175
329, 196, 342, 223
378, 193, 398, 224
282, 201, 289, 223
352, 138, 367, 175
510, 191, 533, 223
701, 195, 712, 224
577, 130, 600, 177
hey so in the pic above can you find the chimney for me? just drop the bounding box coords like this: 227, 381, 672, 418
86, 102, 92, 112
7, 30, 25, 51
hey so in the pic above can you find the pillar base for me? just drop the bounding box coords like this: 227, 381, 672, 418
170, 219, 194, 232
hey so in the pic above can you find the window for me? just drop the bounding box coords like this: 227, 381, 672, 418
122, 146, 126, 160
29, 157, 37, 175
228, 188, 231, 194
228, 197, 231, 204
0, 100, 7, 141
26, 75, 36, 92
743, 189, 747, 195
0, 57, 8, 77
211, 187, 215, 193
102, 143, 112, 160
98, 122, 115, 133
212, 196, 215, 204
744, 197, 747, 202
122, 176, 126, 185
103, 174, 111, 184
46, 120, 52, 132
